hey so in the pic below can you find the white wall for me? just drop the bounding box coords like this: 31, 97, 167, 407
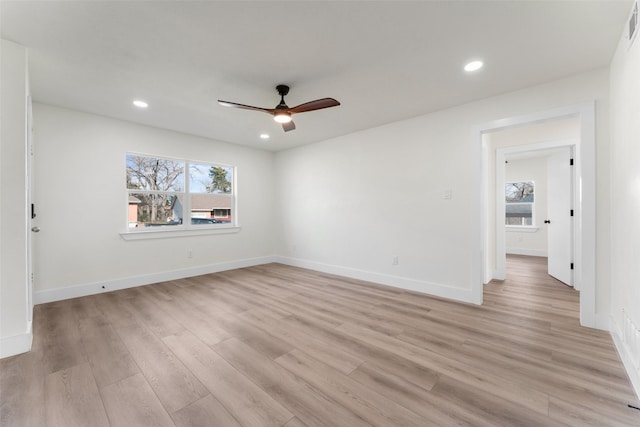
275, 69, 609, 305
505, 156, 548, 256
609, 8, 640, 397
31, 103, 275, 301
0, 40, 31, 357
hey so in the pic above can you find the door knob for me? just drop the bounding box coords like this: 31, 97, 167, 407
544, 220, 551, 224
31, 226, 40, 232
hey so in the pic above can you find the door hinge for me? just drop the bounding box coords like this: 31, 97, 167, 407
570, 263, 574, 270
570, 209, 574, 216
570, 158, 574, 166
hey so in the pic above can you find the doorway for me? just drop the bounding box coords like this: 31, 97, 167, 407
499, 145, 575, 288
473, 102, 598, 328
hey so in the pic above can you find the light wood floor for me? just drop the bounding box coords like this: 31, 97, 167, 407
2, 255, 639, 426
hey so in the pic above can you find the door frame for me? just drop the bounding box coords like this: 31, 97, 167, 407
495, 141, 576, 285
27, 95, 34, 327
472, 101, 598, 329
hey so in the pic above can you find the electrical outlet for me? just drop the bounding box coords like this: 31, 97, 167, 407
392, 256, 399, 265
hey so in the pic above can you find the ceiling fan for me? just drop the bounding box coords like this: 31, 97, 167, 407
218, 85, 340, 132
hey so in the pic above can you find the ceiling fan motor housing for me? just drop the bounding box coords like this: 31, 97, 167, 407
276, 85, 290, 108
276, 84, 290, 96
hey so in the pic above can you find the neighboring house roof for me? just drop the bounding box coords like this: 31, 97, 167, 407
169, 193, 232, 211
128, 196, 141, 204
188, 194, 232, 211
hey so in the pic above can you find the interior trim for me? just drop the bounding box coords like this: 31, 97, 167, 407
274, 255, 477, 304
33, 256, 274, 305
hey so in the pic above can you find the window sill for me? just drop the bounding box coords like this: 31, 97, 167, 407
120, 226, 241, 240
505, 226, 539, 233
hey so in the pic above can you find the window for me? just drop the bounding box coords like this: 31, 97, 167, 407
505, 181, 534, 226
126, 154, 234, 230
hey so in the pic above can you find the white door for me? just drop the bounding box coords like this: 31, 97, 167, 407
546, 147, 573, 286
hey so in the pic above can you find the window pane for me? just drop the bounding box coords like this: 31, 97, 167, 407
129, 193, 184, 227
505, 181, 534, 203
505, 203, 532, 226
506, 216, 533, 226
190, 194, 232, 224
190, 162, 233, 194
126, 154, 184, 191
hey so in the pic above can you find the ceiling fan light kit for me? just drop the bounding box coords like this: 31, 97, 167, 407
273, 112, 292, 123
218, 84, 340, 132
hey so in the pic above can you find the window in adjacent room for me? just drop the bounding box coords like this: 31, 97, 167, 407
505, 181, 534, 226
126, 154, 234, 230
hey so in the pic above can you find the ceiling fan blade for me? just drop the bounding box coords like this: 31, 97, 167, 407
218, 100, 271, 114
289, 98, 340, 114
282, 121, 296, 132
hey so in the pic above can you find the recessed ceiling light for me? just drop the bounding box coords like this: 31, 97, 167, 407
464, 60, 484, 72
133, 100, 148, 108
260, 134, 270, 139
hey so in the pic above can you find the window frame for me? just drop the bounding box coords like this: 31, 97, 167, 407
505, 180, 535, 227
122, 153, 239, 239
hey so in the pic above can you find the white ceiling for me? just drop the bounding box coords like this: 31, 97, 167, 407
0, 1, 632, 151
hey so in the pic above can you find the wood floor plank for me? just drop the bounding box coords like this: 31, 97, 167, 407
335, 321, 551, 415
195, 304, 295, 360
39, 303, 87, 375
213, 337, 372, 427
456, 337, 637, 415
100, 373, 175, 427
93, 292, 139, 330
551, 349, 631, 382
142, 288, 233, 347
163, 330, 294, 427
216, 271, 298, 303
0, 351, 45, 427
70, 295, 110, 330
548, 395, 640, 427
240, 311, 365, 374
348, 361, 473, 426
44, 362, 110, 427
115, 322, 208, 414
284, 293, 405, 336
283, 417, 309, 427
430, 374, 560, 426
280, 314, 440, 392
252, 294, 345, 329
122, 289, 185, 338
78, 319, 139, 388
171, 394, 242, 427
276, 349, 431, 427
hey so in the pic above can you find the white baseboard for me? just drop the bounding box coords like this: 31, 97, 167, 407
274, 256, 478, 304
34, 256, 275, 305
610, 315, 640, 400
0, 321, 33, 359
505, 248, 548, 257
